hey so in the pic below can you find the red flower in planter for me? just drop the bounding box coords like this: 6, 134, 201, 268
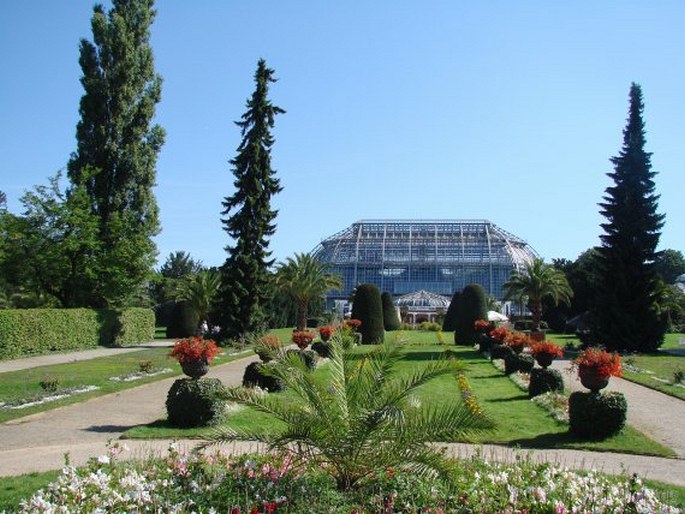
488, 326, 511, 343
573, 347, 622, 378
474, 319, 492, 332
291, 331, 316, 350
504, 332, 532, 354
344, 319, 362, 331
530, 341, 564, 360
318, 325, 336, 341
169, 337, 221, 364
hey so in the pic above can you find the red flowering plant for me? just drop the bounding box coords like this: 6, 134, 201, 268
344, 319, 362, 331
318, 325, 336, 342
291, 331, 316, 350
253, 334, 284, 361
169, 336, 221, 364
529, 341, 564, 360
474, 319, 492, 333
572, 347, 623, 378
504, 332, 532, 354
488, 326, 511, 343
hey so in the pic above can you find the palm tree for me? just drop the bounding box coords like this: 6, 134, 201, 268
503, 258, 573, 331
203, 336, 493, 490
275, 253, 342, 331
176, 269, 221, 323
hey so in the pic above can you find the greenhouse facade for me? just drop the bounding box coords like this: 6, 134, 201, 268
311, 219, 538, 301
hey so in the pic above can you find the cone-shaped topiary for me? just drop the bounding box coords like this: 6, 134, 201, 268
381, 292, 401, 331
166, 301, 199, 338
454, 284, 487, 345
442, 291, 461, 331
351, 284, 385, 344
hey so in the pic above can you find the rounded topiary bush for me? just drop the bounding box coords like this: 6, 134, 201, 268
478, 335, 495, 354
490, 343, 514, 361
286, 349, 318, 370
311, 341, 333, 359
381, 292, 401, 331
568, 391, 627, 439
166, 378, 225, 428
166, 301, 199, 338
454, 284, 487, 346
242, 362, 285, 392
351, 284, 385, 344
529, 368, 564, 397
504, 353, 535, 375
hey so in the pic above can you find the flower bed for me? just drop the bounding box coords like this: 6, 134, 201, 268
16, 443, 680, 513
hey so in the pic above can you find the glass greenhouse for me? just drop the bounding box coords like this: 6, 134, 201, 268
311, 219, 538, 301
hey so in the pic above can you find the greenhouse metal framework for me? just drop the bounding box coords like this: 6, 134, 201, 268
311, 219, 538, 301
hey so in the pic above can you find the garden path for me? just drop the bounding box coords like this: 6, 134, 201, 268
550, 358, 685, 458
0, 349, 683, 487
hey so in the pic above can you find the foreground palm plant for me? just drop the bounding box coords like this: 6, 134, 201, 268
202, 335, 493, 490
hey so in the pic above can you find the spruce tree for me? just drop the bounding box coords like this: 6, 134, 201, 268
218, 60, 284, 340
67, 0, 165, 307
593, 83, 666, 352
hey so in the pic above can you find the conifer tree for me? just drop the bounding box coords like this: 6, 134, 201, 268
67, 0, 165, 307
218, 60, 284, 340
593, 83, 666, 352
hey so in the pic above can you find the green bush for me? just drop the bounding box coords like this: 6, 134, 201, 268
0, 308, 155, 359
490, 343, 514, 360
442, 291, 461, 331
381, 292, 400, 331
568, 391, 627, 439
242, 362, 285, 392
418, 321, 442, 331
311, 341, 333, 358
166, 301, 199, 338
529, 368, 564, 397
477, 335, 495, 354
504, 353, 535, 375
454, 284, 487, 346
286, 349, 318, 370
351, 284, 385, 344
165, 378, 226, 428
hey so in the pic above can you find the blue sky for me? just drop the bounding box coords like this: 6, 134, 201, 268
1, 1, 683, 269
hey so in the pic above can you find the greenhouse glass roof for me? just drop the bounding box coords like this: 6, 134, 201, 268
312, 219, 538, 300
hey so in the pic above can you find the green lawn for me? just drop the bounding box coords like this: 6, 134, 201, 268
124, 331, 674, 457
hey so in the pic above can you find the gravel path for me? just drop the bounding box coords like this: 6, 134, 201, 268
1, 348, 684, 487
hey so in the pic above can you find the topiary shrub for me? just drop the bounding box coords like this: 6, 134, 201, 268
490, 343, 514, 361
442, 291, 461, 332
504, 353, 535, 375
242, 362, 285, 392
311, 341, 333, 358
286, 349, 318, 370
351, 284, 385, 344
568, 391, 627, 439
166, 301, 199, 338
166, 378, 225, 428
381, 292, 401, 331
454, 284, 487, 346
529, 368, 564, 397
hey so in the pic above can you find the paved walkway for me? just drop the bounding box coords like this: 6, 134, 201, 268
0, 348, 684, 487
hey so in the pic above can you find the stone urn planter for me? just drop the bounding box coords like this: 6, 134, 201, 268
169, 336, 221, 380
578, 365, 611, 393
573, 348, 622, 393
534, 353, 554, 369
181, 358, 210, 379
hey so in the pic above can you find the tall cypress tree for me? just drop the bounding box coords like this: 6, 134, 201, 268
593, 83, 666, 352
218, 60, 284, 340
67, 0, 165, 307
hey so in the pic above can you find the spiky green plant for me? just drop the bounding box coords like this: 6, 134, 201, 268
203, 335, 493, 490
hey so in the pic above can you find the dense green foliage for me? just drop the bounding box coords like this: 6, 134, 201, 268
0, 308, 154, 359
351, 284, 385, 344
166, 378, 225, 428
503, 352, 535, 375
166, 301, 199, 338
206, 338, 492, 491
454, 284, 487, 346
175, 269, 221, 323
442, 291, 460, 331
528, 368, 564, 397
218, 60, 284, 340
569, 391, 628, 439
593, 84, 666, 352
504, 259, 572, 331
381, 292, 400, 331
242, 362, 285, 392
275, 253, 342, 331
67, 0, 165, 307
490, 343, 514, 360
655, 249, 685, 284
311, 341, 333, 358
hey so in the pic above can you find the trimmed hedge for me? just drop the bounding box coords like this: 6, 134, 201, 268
166, 378, 225, 428
166, 301, 199, 338
569, 391, 627, 439
0, 308, 155, 360
351, 284, 385, 344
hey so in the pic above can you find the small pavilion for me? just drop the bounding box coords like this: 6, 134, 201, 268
395, 290, 451, 325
